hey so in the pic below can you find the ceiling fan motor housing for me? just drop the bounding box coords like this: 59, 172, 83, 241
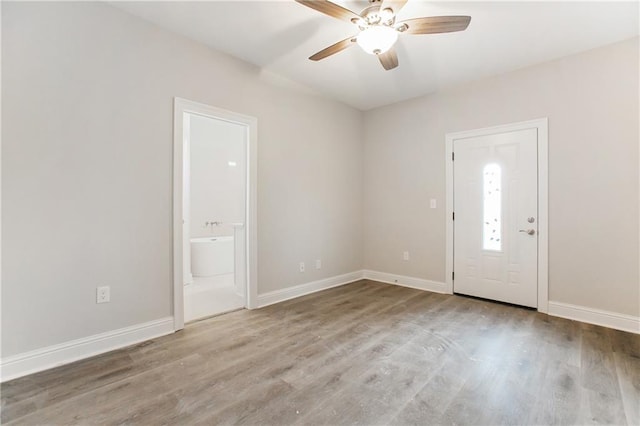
356, 4, 396, 29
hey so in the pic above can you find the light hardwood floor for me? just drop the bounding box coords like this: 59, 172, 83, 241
2, 280, 639, 425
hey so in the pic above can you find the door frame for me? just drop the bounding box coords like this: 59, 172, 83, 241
172, 97, 258, 331
445, 118, 548, 312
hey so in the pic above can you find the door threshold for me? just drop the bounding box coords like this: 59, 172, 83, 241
453, 292, 537, 311
185, 307, 246, 325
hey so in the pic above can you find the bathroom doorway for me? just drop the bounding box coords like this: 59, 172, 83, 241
173, 98, 257, 330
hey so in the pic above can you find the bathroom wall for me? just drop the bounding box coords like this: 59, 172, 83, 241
2, 2, 363, 358
189, 114, 246, 238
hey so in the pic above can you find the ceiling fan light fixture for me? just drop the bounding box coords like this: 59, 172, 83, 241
356, 25, 398, 55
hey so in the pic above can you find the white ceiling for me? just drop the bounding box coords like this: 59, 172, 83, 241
113, 1, 639, 110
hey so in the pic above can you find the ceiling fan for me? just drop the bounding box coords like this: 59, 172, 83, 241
295, 0, 471, 70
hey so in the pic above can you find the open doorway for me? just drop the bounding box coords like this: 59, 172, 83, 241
184, 113, 246, 321
173, 98, 258, 330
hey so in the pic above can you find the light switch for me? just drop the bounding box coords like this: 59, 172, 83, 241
430, 199, 437, 209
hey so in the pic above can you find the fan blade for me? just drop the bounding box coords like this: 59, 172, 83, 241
295, 0, 361, 23
380, 0, 408, 17
398, 16, 471, 35
309, 36, 357, 61
377, 48, 398, 70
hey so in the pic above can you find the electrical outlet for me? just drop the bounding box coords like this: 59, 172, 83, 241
430, 199, 437, 209
403, 251, 410, 261
299, 262, 305, 273
96, 286, 110, 304
315, 259, 322, 270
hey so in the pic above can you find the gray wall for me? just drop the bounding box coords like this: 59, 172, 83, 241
1, 2, 363, 357
3, 2, 638, 360
363, 37, 639, 317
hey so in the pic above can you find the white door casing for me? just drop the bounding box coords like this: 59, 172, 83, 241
453, 129, 538, 307
445, 119, 548, 312
173, 98, 258, 331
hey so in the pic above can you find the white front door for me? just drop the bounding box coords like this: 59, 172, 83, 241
453, 128, 538, 307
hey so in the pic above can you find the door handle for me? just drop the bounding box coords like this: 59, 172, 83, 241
519, 229, 536, 236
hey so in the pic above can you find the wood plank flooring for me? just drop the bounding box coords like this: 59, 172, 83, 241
2, 280, 639, 425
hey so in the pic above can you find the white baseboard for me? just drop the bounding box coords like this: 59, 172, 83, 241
1, 317, 175, 382
363, 270, 448, 294
548, 301, 640, 334
5, 288, 634, 384
256, 271, 365, 308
